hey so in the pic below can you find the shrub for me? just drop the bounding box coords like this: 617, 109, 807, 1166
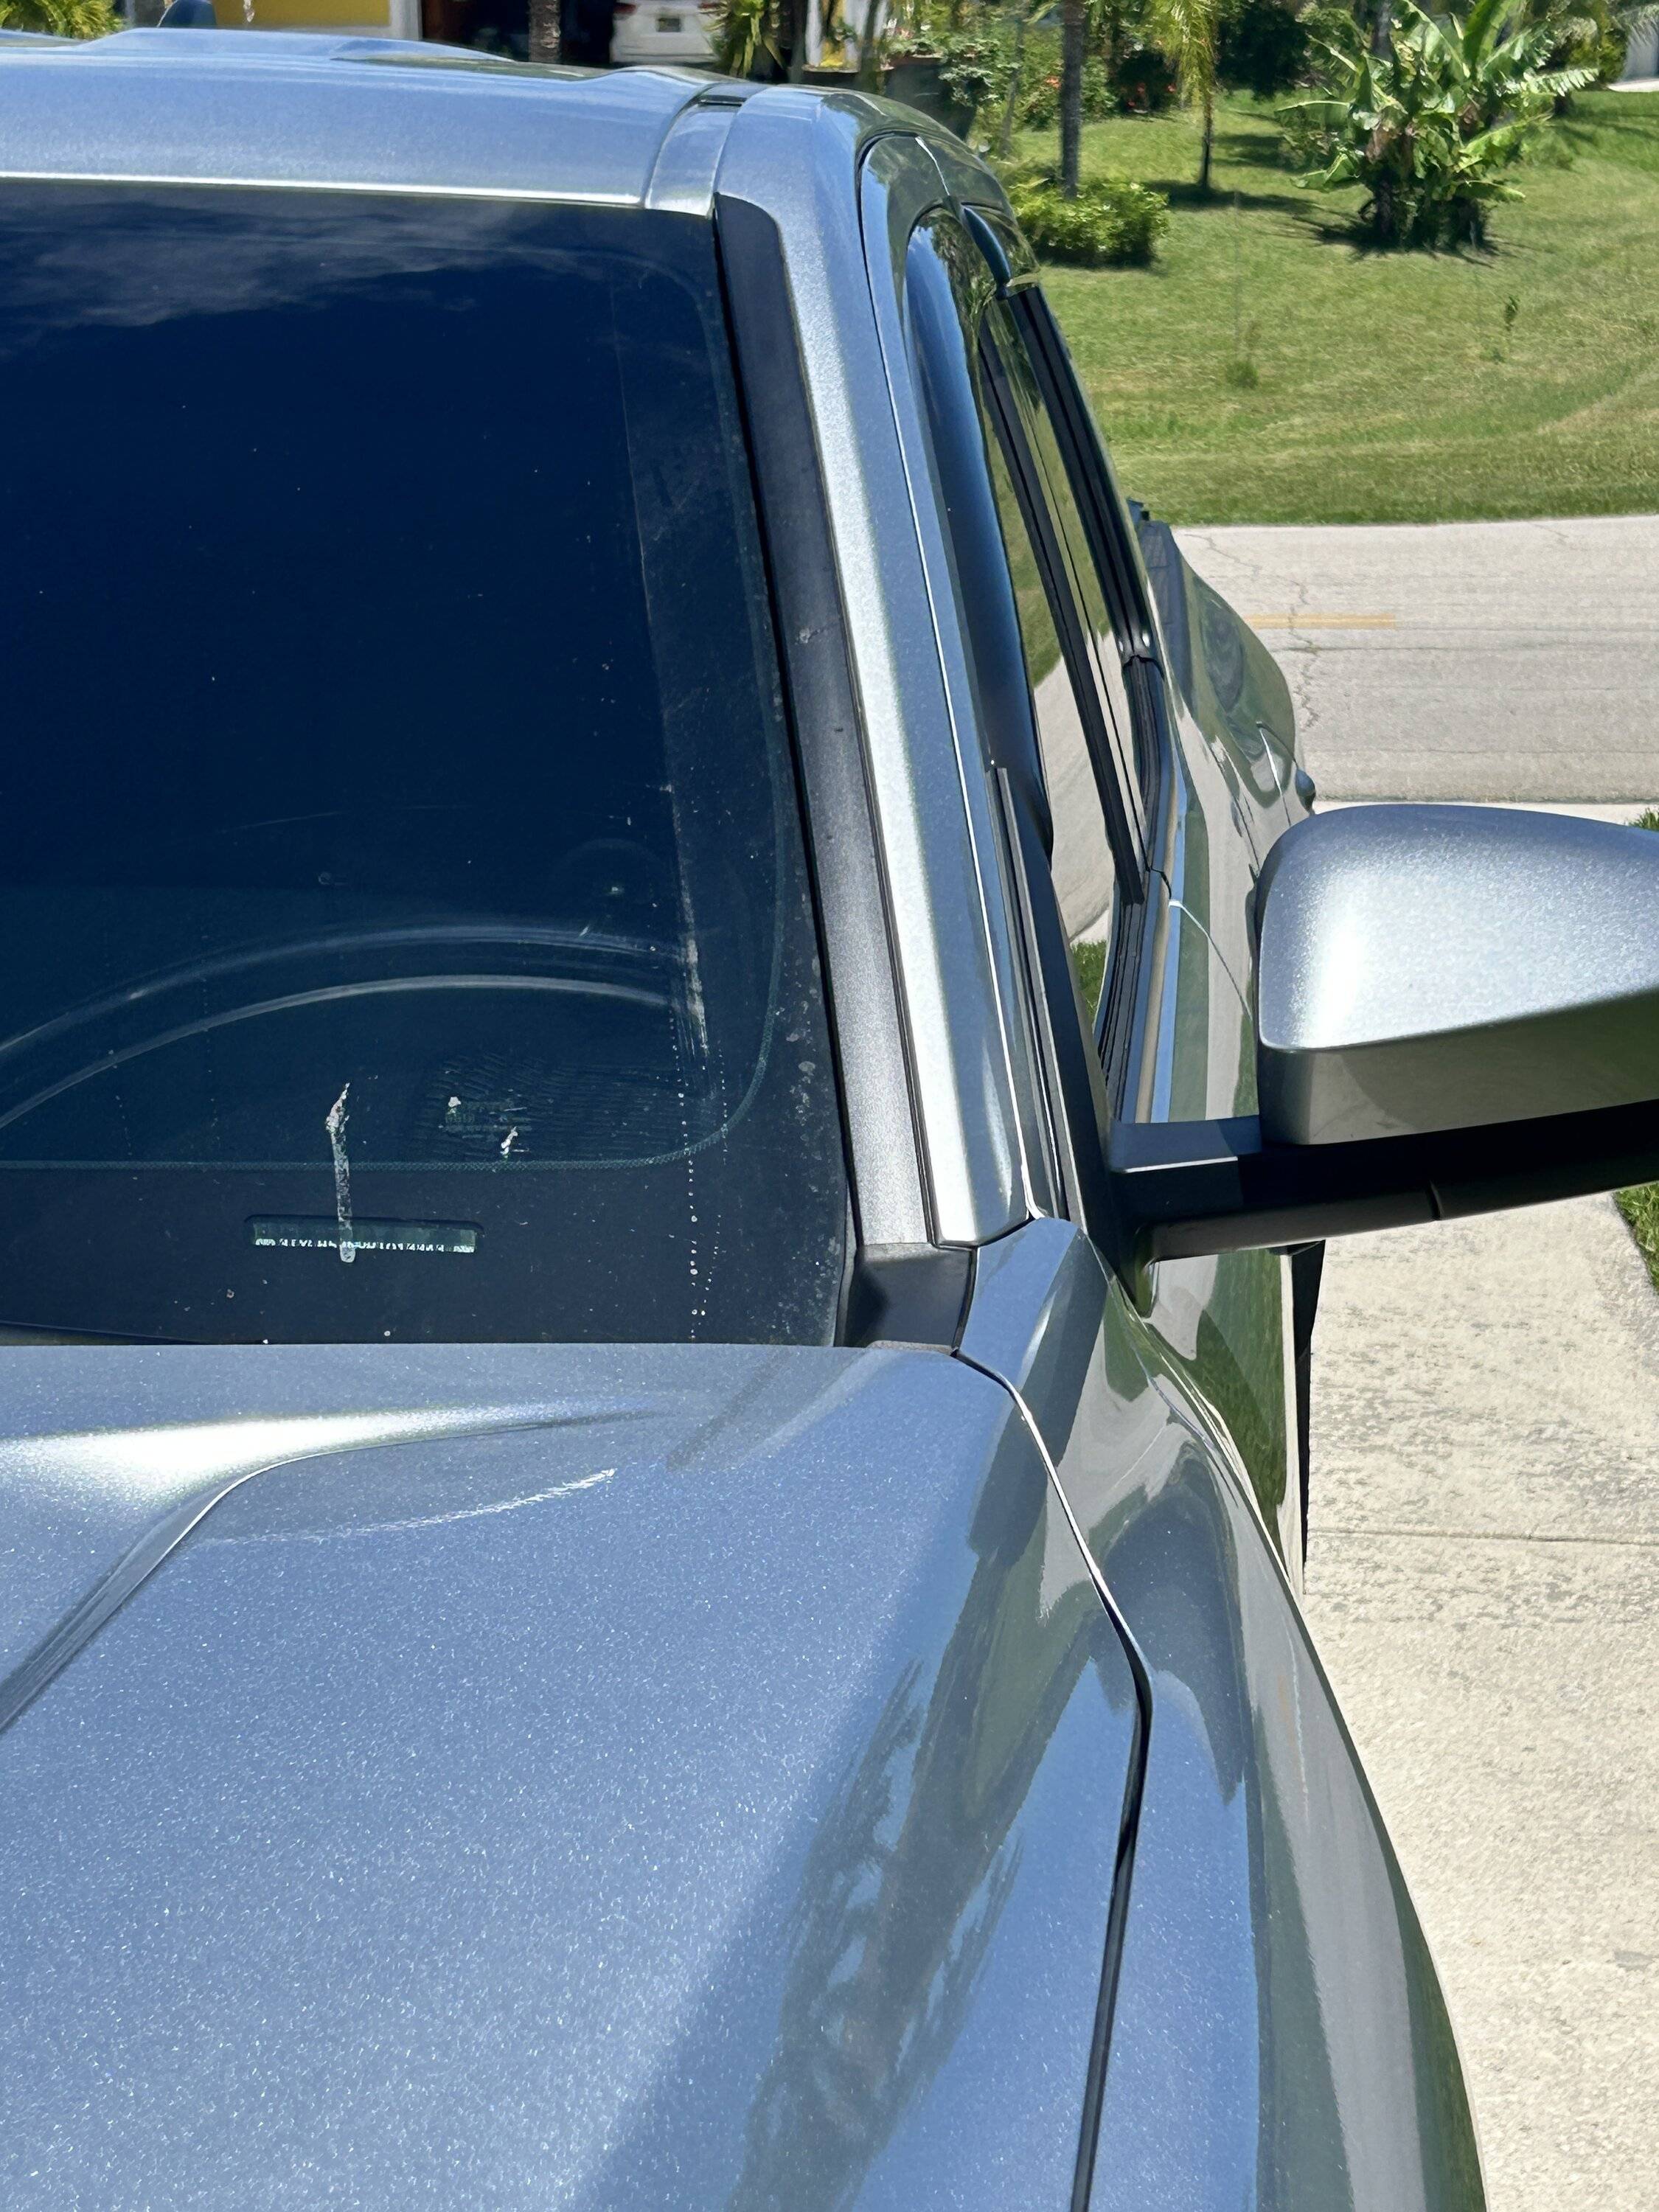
1283, 0, 1595, 248
1002, 169, 1169, 265
1533, 0, 1649, 90
1018, 31, 1115, 126
939, 20, 1020, 116
1296, 1, 1360, 70
1113, 42, 1178, 110
1217, 0, 1307, 98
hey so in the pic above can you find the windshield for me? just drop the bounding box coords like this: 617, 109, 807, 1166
0, 187, 847, 1345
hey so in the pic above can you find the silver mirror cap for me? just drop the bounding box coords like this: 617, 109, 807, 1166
1256, 804, 1659, 1147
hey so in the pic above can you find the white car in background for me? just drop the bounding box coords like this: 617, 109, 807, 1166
611, 0, 715, 64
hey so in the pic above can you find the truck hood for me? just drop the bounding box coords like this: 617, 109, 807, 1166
0, 1343, 1136, 2211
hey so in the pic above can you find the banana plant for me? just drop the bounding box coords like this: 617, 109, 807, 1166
711, 0, 779, 77
1284, 0, 1596, 246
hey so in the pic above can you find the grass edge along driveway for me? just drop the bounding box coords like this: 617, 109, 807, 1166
1616, 812, 1659, 1288
1023, 91, 1659, 528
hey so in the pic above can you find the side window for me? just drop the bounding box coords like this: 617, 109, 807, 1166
901, 211, 1127, 1243
976, 416, 1120, 1032
1018, 290, 1164, 804
980, 304, 1145, 867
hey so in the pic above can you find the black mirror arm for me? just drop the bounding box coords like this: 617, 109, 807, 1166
1109, 1098, 1659, 1262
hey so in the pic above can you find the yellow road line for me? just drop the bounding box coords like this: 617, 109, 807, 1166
1247, 611, 1397, 629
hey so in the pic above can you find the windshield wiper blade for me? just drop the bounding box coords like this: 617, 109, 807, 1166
0, 1320, 199, 1346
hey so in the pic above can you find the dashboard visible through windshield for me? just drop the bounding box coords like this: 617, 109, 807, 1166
0, 186, 847, 1344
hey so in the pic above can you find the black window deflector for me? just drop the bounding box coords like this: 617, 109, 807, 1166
962, 206, 1012, 293
1000, 769, 1119, 1248
1016, 291, 1155, 667
978, 331, 1143, 901
962, 205, 1041, 296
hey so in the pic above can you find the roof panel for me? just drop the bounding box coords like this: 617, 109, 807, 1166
0, 31, 727, 202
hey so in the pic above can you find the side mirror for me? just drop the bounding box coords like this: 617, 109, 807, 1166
1110, 806, 1659, 1261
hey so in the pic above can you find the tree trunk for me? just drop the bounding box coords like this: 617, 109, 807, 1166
1198, 86, 1213, 192
528, 0, 560, 60
998, 8, 1027, 160
858, 0, 883, 88
1370, 0, 1391, 57
1373, 167, 1396, 243
1060, 0, 1085, 198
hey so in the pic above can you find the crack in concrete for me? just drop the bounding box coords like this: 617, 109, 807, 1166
1282, 567, 1326, 757
1321, 1524, 1659, 1551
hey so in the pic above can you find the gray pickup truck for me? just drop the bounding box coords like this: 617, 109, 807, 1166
4, 33, 1658, 2211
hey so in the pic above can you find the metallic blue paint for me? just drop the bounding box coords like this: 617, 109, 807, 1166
1121, 544, 1301, 1563
0, 44, 1486, 2211
964, 1220, 1485, 2212
0, 1343, 1138, 2208
0, 32, 708, 204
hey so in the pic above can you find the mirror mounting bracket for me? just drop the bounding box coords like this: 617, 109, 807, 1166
1109, 1099, 1659, 1264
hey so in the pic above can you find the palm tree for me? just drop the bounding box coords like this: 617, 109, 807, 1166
1060, 0, 1087, 195
529, 0, 560, 60
1150, 0, 1221, 192
0, 0, 116, 29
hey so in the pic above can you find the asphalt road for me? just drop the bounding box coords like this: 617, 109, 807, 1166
1168, 516, 1659, 2206
1175, 515, 1659, 803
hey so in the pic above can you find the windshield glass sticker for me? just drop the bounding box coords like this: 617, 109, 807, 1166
249, 1219, 479, 1258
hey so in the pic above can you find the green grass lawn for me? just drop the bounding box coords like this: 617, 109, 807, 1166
1015, 91, 1659, 526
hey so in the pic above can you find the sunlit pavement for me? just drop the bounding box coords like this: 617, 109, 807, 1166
1174, 517, 1659, 2208
1176, 515, 1659, 805
1305, 1198, 1659, 2212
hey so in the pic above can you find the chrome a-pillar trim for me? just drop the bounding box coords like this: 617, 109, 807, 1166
858, 133, 1059, 1228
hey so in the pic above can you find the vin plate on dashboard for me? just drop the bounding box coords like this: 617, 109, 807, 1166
249, 1217, 478, 1257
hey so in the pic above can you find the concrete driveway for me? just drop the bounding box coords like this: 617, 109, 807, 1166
1176, 514, 1659, 802
1310, 1199, 1659, 2212
1174, 518, 1659, 2208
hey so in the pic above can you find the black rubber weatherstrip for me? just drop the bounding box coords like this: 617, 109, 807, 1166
715, 190, 939, 1306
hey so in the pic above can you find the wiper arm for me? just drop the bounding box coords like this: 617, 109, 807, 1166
0, 1319, 199, 1346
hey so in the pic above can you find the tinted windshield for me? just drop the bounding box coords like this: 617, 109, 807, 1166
0, 187, 846, 1345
